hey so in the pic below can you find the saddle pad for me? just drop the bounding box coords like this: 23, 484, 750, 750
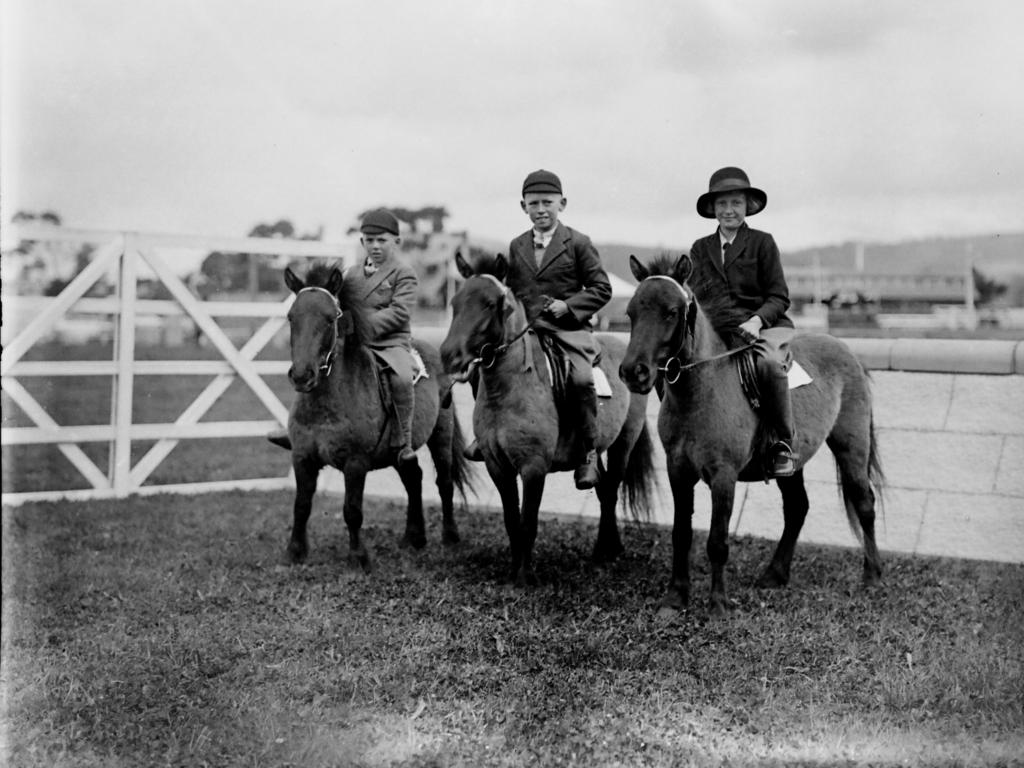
593, 366, 613, 398
410, 347, 428, 385
541, 357, 613, 398
788, 360, 812, 390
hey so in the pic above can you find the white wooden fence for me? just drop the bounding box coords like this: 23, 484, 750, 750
1, 226, 355, 505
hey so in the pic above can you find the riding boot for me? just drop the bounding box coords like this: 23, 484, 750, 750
391, 374, 416, 465
758, 353, 797, 477
573, 383, 600, 490
266, 427, 291, 451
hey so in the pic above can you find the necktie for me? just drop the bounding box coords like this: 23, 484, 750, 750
720, 241, 730, 269
533, 239, 545, 267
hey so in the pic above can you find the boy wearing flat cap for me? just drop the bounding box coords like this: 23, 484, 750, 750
349, 208, 420, 464
688, 167, 797, 477
468, 169, 612, 489
266, 208, 419, 462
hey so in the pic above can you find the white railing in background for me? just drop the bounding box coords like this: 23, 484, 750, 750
1, 226, 354, 505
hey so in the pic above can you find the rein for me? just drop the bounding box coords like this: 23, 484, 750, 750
297, 286, 343, 378
644, 276, 758, 385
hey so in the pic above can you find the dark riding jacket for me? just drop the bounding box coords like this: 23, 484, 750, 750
688, 223, 793, 340
506, 222, 612, 332
345, 256, 417, 375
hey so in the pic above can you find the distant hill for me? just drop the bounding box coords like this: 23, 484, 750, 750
595, 233, 1024, 286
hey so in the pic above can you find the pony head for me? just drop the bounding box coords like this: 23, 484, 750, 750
441, 251, 518, 381
284, 262, 368, 392
618, 254, 697, 394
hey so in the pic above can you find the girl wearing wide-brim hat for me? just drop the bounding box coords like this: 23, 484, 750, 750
687, 167, 797, 477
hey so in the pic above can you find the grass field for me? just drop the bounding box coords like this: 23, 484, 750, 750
2, 490, 1022, 767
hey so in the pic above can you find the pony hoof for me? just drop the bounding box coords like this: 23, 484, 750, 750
286, 542, 308, 564
348, 550, 372, 573
442, 528, 461, 546
708, 598, 732, 618
592, 542, 625, 564
755, 567, 789, 589
511, 569, 538, 588
400, 533, 427, 550
862, 569, 883, 588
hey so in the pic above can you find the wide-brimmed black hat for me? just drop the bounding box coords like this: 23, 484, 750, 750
696, 167, 767, 218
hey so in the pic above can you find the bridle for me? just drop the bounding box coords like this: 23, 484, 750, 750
644, 276, 757, 385
296, 286, 343, 378
465, 274, 543, 371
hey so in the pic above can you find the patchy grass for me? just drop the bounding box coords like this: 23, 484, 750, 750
2, 491, 1023, 767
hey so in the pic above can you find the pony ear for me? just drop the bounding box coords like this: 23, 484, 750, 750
686, 299, 697, 337
284, 267, 304, 294
327, 267, 344, 296
674, 253, 694, 284
629, 254, 649, 282
493, 253, 508, 282
454, 250, 475, 279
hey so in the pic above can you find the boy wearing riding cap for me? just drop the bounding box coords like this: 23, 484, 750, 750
481, 169, 612, 489
688, 167, 797, 477
349, 208, 419, 464
267, 208, 419, 463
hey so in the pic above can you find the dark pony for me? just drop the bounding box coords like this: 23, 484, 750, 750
283, 261, 473, 569
619, 254, 883, 618
440, 251, 657, 586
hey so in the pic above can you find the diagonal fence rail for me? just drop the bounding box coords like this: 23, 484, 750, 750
1, 226, 356, 505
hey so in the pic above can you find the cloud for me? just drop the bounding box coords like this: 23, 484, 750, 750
3, 0, 1023, 252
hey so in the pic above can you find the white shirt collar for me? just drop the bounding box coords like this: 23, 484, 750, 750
533, 226, 557, 247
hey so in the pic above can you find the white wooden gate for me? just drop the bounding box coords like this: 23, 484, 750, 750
1, 225, 355, 505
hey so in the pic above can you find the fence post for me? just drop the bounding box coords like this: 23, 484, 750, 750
112, 236, 139, 496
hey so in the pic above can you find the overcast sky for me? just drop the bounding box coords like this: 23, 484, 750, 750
3, 0, 1023, 255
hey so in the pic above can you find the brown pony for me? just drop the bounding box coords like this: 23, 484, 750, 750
439, 252, 657, 586
619, 254, 883, 618
283, 263, 473, 570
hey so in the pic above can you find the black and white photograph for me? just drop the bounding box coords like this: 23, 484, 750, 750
2, 1, 1022, 765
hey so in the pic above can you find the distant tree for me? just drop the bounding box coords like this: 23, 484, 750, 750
200, 219, 322, 294
419, 205, 449, 234
973, 267, 1007, 306
12, 210, 62, 226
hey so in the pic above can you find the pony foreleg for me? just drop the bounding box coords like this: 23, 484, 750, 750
660, 469, 697, 619
426, 417, 462, 546
593, 447, 625, 564
756, 470, 809, 588
516, 468, 547, 587
396, 457, 426, 550
341, 464, 372, 573
490, 468, 524, 584
288, 458, 320, 563
706, 477, 738, 616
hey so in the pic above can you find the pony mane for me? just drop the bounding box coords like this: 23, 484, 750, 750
300, 260, 372, 349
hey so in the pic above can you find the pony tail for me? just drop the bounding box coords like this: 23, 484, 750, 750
621, 420, 657, 522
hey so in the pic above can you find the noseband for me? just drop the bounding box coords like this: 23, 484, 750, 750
467, 274, 541, 370
296, 286, 343, 377
644, 276, 756, 385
